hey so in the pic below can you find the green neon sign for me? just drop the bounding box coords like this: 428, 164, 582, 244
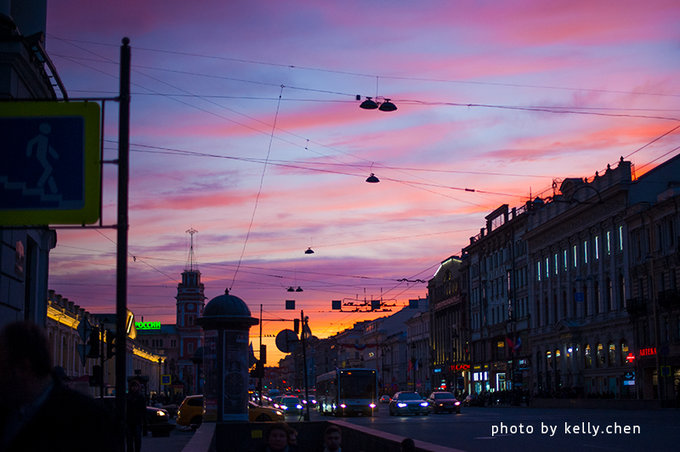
135, 321, 161, 330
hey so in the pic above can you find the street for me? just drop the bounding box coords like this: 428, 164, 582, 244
140, 404, 680, 452
325, 404, 680, 452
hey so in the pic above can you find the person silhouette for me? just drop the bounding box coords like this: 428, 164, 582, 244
25, 122, 59, 193
0, 321, 119, 452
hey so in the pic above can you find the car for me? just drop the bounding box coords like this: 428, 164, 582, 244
176, 394, 204, 427
144, 406, 174, 436
248, 401, 285, 422
379, 395, 391, 404
277, 396, 304, 416
426, 391, 461, 414
388, 391, 429, 416
270, 395, 284, 408
96, 396, 174, 437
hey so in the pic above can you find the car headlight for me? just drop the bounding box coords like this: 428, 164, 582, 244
340, 404, 347, 408
296, 404, 302, 409
156, 411, 167, 417
397, 402, 407, 408
369, 403, 376, 408
275, 411, 283, 416
420, 402, 429, 407
455, 401, 461, 406
281, 405, 288, 410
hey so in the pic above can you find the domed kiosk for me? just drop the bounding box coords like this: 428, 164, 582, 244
197, 289, 258, 426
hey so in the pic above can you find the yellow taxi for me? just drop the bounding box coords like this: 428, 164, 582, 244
177, 395, 284, 425
176, 395, 204, 427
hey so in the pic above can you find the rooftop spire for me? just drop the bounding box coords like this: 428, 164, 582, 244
185, 228, 198, 271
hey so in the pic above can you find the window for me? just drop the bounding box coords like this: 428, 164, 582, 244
573, 245, 578, 268
583, 240, 589, 264
608, 343, 616, 366
620, 342, 629, 364
537, 261, 541, 281
597, 343, 605, 366
563, 250, 568, 271
545, 257, 549, 278
585, 344, 592, 368
554, 253, 559, 275
618, 225, 624, 251
594, 236, 600, 260
606, 231, 612, 255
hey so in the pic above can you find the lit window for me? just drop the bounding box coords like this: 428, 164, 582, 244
572, 245, 578, 268
545, 257, 549, 278
583, 241, 589, 264
606, 231, 611, 255
554, 253, 559, 275
618, 225, 624, 251
563, 250, 568, 271
594, 236, 599, 260
537, 261, 541, 281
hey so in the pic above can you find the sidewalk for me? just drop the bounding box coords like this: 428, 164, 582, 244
142, 425, 195, 452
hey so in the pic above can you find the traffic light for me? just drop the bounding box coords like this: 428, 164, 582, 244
293, 318, 300, 334
260, 345, 267, 364
87, 328, 100, 358
106, 332, 116, 359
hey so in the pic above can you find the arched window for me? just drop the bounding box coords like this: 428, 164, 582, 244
597, 343, 605, 366
584, 344, 592, 369
608, 342, 616, 366
620, 341, 629, 364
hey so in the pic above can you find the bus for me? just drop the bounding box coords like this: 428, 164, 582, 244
316, 368, 378, 416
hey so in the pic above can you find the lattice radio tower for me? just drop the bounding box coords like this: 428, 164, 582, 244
185, 228, 198, 271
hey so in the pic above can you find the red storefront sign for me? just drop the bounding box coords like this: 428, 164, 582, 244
639, 347, 656, 357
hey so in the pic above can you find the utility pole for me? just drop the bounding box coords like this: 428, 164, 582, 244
301, 310, 310, 421
258, 304, 263, 404
115, 37, 131, 432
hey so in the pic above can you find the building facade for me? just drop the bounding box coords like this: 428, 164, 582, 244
463, 203, 531, 395
0, 1, 59, 330
525, 161, 633, 398
428, 256, 470, 394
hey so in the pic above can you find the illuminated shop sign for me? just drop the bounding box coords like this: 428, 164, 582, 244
639, 347, 656, 357
135, 321, 161, 330
449, 364, 471, 371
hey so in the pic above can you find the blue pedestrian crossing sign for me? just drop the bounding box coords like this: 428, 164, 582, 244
161, 374, 171, 385
0, 102, 101, 225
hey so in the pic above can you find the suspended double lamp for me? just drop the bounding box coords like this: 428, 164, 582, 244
358, 96, 397, 112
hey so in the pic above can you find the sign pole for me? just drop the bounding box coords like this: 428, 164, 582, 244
115, 37, 131, 435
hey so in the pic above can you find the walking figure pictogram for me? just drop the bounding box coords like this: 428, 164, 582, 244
26, 122, 59, 194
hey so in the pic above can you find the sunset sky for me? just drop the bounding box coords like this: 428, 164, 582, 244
44, 0, 680, 363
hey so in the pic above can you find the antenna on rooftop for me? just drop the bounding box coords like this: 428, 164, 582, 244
185, 227, 198, 271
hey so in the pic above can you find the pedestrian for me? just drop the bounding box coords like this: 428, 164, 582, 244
287, 426, 299, 448
0, 321, 120, 452
126, 378, 147, 452
321, 425, 342, 452
259, 422, 295, 452
401, 437, 416, 452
